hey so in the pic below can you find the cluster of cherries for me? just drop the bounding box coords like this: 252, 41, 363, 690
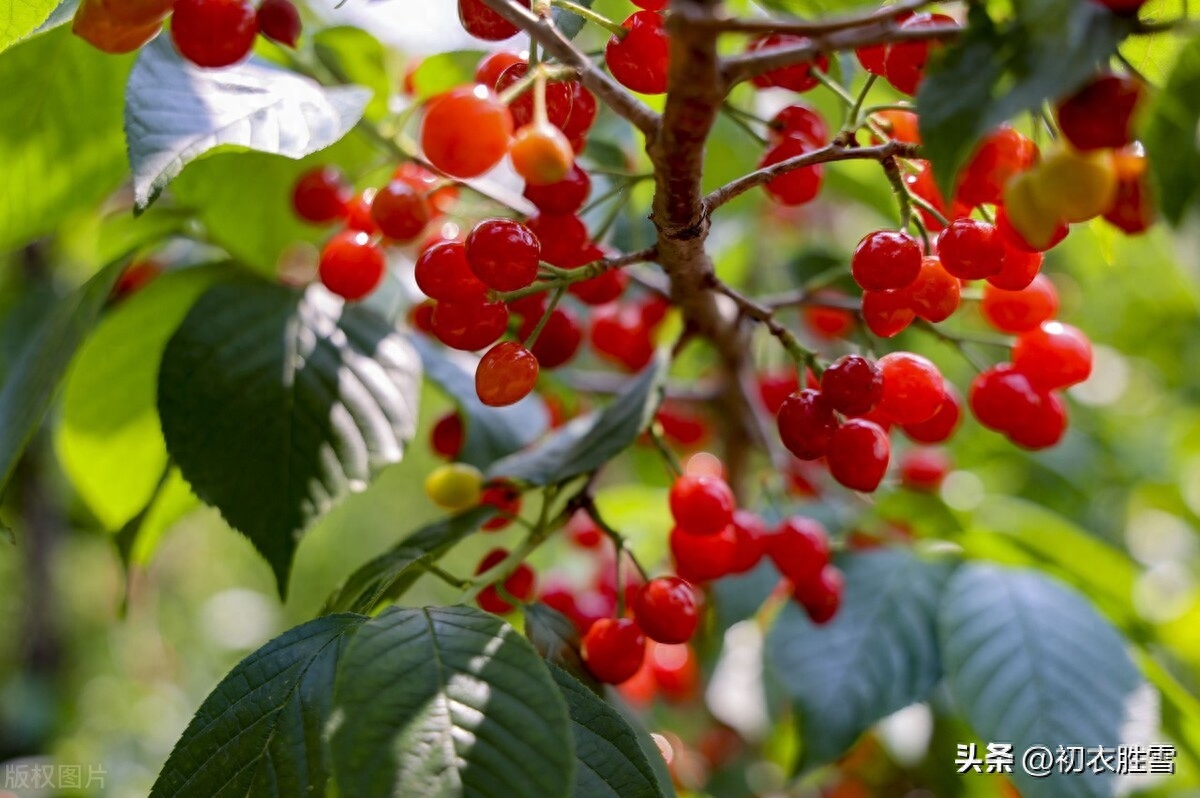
74, 0, 300, 65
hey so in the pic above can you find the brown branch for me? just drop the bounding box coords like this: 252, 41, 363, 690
704, 140, 920, 212
696, 0, 933, 36
708, 276, 816, 368
720, 21, 961, 87
477, 0, 660, 134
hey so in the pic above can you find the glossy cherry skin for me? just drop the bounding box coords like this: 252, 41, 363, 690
171, 0, 258, 68
634, 577, 700, 644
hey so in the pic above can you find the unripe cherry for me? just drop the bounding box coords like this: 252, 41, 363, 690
510, 122, 575, 185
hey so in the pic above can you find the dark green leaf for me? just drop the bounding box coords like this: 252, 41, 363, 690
1144, 35, 1200, 224
0, 0, 58, 53
0, 258, 126, 497
410, 49, 486, 100
126, 37, 370, 209
525, 602, 600, 693
158, 281, 421, 594
549, 664, 666, 798
487, 351, 667, 486
331, 605, 574, 798
415, 337, 550, 470
553, 0, 594, 40
150, 614, 366, 798
767, 549, 957, 771
939, 564, 1146, 798
322, 506, 496, 614
0, 27, 131, 252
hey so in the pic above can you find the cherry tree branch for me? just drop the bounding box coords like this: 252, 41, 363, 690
477, 0, 660, 134
696, 0, 932, 36
704, 140, 920, 212
496, 247, 658, 301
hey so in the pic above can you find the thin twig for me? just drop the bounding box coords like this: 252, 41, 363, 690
496, 247, 658, 302
708, 276, 817, 370
694, 0, 932, 36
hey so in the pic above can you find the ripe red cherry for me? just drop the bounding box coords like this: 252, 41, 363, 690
981, 274, 1059, 333
729, 510, 768, 574
523, 164, 591, 214
605, 11, 669, 95
475, 548, 536, 614
633, 577, 699, 644
431, 298, 510, 351
421, 86, 513, 178
570, 267, 628, 306
877, 352, 945, 425
987, 244, 1044, 291
562, 80, 599, 141
292, 166, 351, 224
591, 304, 654, 371
519, 307, 583, 369
475, 50, 524, 87
670, 525, 737, 583
171, 0, 258, 69
861, 289, 916, 338
903, 256, 961, 323
631, 0, 668, 8
855, 9, 916, 75
431, 411, 464, 459
872, 109, 921, 145
821, 355, 883, 416
899, 447, 951, 491
371, 181, 431, 242
767, 517, 830, 587
495, 62, 575, 130
937, 219, 1005, 280
525, 212, 589, 266
969, 364, 1041, 432
1012, 322, 1093, 390
852, 230, 922, 291
776, 389, 839, 460
415, 240, 487, 303
582, 618, 647, 684
803, 292, 856, 339
759, 136, 824, 206
394, 162, 458, 217
883, 13, 956, 95
956, 127, 1037, 207
476, 341, 540, 407
1105, 151, 1156, 235
567, 511, 603, 549
747, 33, 829, 92
794, 565, 843, 625
1057, 74, 1143, 152
758, 371, 800, 415
827, 419, 890, 492
344, 190, 379, 235
669, 475, 735, 537
481, 481, 523, 530
1007, 390, 1068, 450
256, 0, 301, 47
768, 104, 829, 146
318, 231, 385, 301
904, 160, 962, 232
465, 218, 541, 291
410, 300, 436, 334
656, 403, 709, 447
458, 0, 530, 40
900, 383, 961, 444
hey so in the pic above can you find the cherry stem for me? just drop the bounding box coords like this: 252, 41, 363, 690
533, 67, 550, 127
647, 422, 684, 479
881, 155, 914, 231
582, 498, 651, 589
812, 69, 859, 108
462, 485, 562, 602
842, 73, 878, 133
523, 287, 565, 349
419, 561, 472, 590
551, 0, 626, 37
719, 104, 769, 145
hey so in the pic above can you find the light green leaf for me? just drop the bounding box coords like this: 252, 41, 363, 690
1144, 35, 1200, 225
410, 49, 486, 99
0, 0, 58, 53
331, 605, 575, 798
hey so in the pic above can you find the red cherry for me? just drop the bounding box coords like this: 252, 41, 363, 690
903, 255, 961, 323
1007, 391, 1068, 449
987, 244, 1044, 291
605, 11, 669, 95
421, 86, 513, 178
729, 510, 768, 574
904, 160, 962, 232
495, 62, 575, 130
256, 0, 300, 47
475, 548, 536, 614
855, 8, 916, 75
969, 364, 1041, 432
458, 0, 530, 40
776, 389, 839, 460
510, 122, 575, 185
394, 162, 459, 217
899, 447, 951, 491
410, 300, 436, 334
981, 274, 1059, 333
747, 33, 829, 92
431, 412, 464, 459
415, 240, 488, 303
768, 103, 829, 146
582, 618, 647, 684
475, 50, 524, 87
476, 341, 540, 407
633, 577, 699, 644
481, 481, 523, 530
525, 212, 589, 266
1057, 73, 1143, 152
996, 206, 1067, 254
900, 384, 961, 444
292, 166, 350, 224
758, 370, 800, 415
767, 517, 830, 587
1091, 0, 1147, 12
656, 403, 710, 447
648, 642, 700, 703
571, 269, 629, 306
519, 307, 583, 369
851, 230, 922, 292
861, 289, 915, 338
794, 565, 843, 624
591, 304, 654, 371
523, 164, 591, 214
431, 298, 510, 351
171, 0, 257, 69
827, 419, 890, 492
371, 181, 431, 242
872, 109, 921, 145
1104, 147, 1155, 234
670, 525, 737, 583
937, 219, 1005, 280
567, 511, 604, 549
1012, 322, 1093, 390
956, 127, 1037, 207
803, 292, 856, 339
318, 231, 385, 301
631, 0, 668, 8
562, 80, 599, 140
821, 355, 883, 416
759, 136, 824, 206
113, 261, 163, 300
344, 190, 380, 235
669, 475, 735, 537
877, 352, 945, 425
465, 218, 541, 291
883, 13, 955, 95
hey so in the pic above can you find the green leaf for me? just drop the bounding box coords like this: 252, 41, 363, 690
331, 605, 575, 798
415, 337, 550, 470
150, 613, 366, 798
767, 548, 957, 771
918, 2, 1135, 198
321, 506, 496, 614
548, 664, 666, 798
0, 0, 58, 53
56, 264, 229, 529
487, 351, 668, 486
939, 564, 1146, 798
313, 26, 393, 121
0, 258, 126, 498
1144, 35, 1200, 225
157, 281, 421, 594
0, 26, 131, 252
525, 602, 600, 693
553, 0, 595, 40
125, 37, 371, 209
124, 467, 199, 566
410, 49, 486, 100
